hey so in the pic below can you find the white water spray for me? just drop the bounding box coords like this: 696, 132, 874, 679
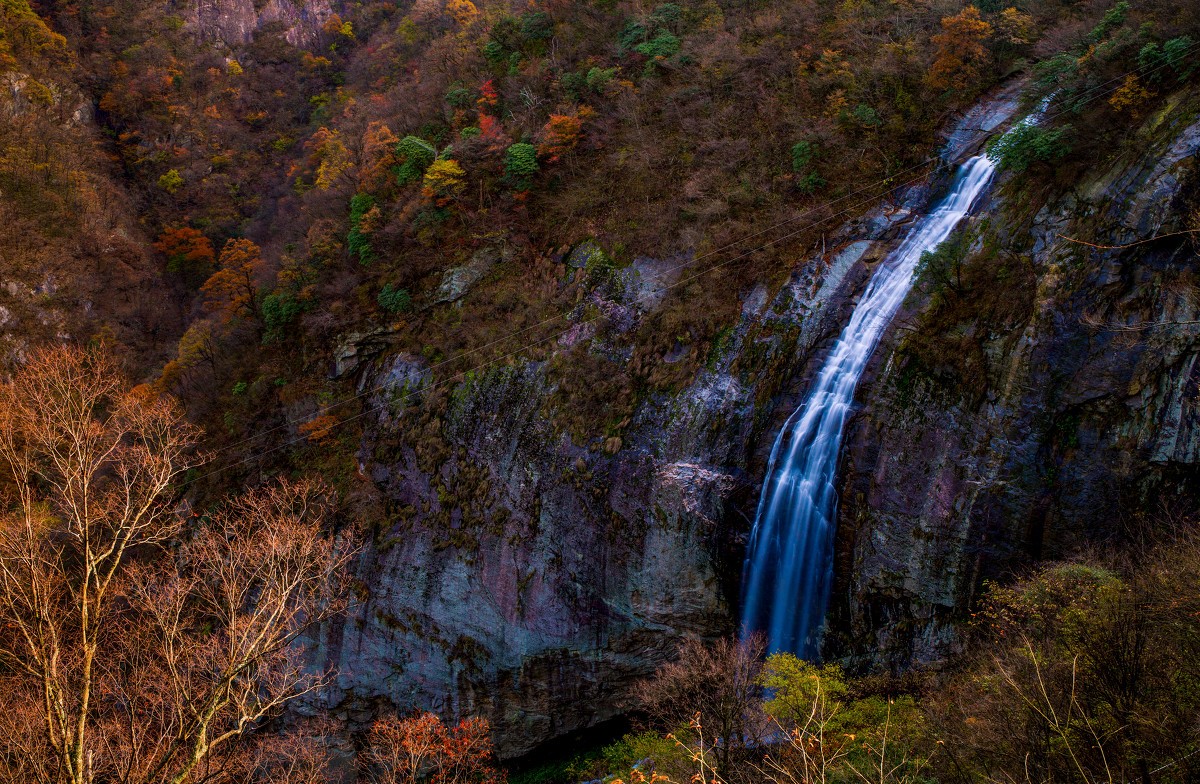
740, 152, 1000, 657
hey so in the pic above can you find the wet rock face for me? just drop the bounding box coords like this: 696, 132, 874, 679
318, 176, 920, 756
321, 363, 735, 756
832, 101, 1200, 670
313, 83, 1200, 756
186, 0, 335, 47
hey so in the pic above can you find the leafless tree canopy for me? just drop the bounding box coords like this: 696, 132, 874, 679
0, 346, 352, 784
635, 634, 767, 778
358, 712, 503, 784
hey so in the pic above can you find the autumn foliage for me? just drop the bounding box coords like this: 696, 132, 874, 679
927, 6, 993, 92
359, 713, 503, 784
537, 113, 584, 162
298, 413, 340, 443
423, 158, 468, 203
0, 346, 353, 784
305, 127, 355, 192
156, 226, 216, 284
201, 238, 266, 323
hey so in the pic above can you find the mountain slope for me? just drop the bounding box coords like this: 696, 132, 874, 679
835, 86, 1200, 668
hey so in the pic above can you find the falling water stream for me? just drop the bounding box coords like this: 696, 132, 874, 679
740, 152, 1001, 657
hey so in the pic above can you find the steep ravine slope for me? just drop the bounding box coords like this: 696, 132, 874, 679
0, 0, 176, 366
315, 83, 1027, 757
832, 91, 1200, 670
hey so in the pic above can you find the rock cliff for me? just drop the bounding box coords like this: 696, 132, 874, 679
185, 0, 335, 46
316, 82, 1036, 757
832, 91, 1200, 669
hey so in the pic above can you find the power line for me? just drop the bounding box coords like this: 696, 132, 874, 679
189, 161, 950, 484
208, 154, 946, 458
205, 40, 1200, 461
187, 41, 1200, 485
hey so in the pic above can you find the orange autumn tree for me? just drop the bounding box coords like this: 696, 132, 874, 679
0, 346, 352, 784
360, 121, 400, 192
298, 413, 340, 444
155, 226, 216, 285
537, 112, 585, 163
1109, 74, 1154, 116
446, 0, 480, 28
201, 238, 266, 324
358, 713, 503, 784
926, 6, 992, 92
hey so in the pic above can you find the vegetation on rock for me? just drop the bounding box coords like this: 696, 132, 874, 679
0, 0, 1198, 774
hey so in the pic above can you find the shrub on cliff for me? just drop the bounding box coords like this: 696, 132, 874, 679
914, 229, 973, 298
1139, 36, 1197, 82
378, 284, 412, 314
261, 290, 308, 342
157, 168, 184, 193
926, 536, 1200, 784
504, 142, 539, 190
635, 29, 680, 60
790, 140, 826, 194
986, 122, 1072, 172
395, 136, 437, 186
347, 193, 377, 264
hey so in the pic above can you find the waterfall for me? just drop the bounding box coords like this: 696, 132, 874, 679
740, 153, 999, 658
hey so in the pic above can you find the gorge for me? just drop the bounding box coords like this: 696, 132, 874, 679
1, 0, 1199, 778
322, 76, 1200, 754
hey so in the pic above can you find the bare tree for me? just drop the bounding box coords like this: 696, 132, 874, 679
636, 634, 767, 778
358, 712, 503, 784
0, 346, 352, 784
236, 720, 341, 784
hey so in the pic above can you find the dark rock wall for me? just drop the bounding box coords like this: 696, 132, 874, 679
314, 84, 1033, 757
832, 94, 1200, 670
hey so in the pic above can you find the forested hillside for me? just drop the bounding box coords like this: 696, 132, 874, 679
8, 0, 1195, 476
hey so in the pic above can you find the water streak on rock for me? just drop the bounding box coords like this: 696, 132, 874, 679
741, 153, 999, 656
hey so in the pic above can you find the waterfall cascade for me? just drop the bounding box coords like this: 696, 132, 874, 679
740, 152, 1001, 657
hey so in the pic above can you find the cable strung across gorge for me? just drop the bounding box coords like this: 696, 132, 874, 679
208, 153, 950, 460
187, 44, 1200, 486
203, 42, 1199, 462
188, 162, 948, 485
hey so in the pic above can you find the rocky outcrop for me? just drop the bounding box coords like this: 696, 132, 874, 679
434, 246, 511, 304
185, 0, 335, 47
831, 93, 1200, 670
315, 84, 1034, 757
